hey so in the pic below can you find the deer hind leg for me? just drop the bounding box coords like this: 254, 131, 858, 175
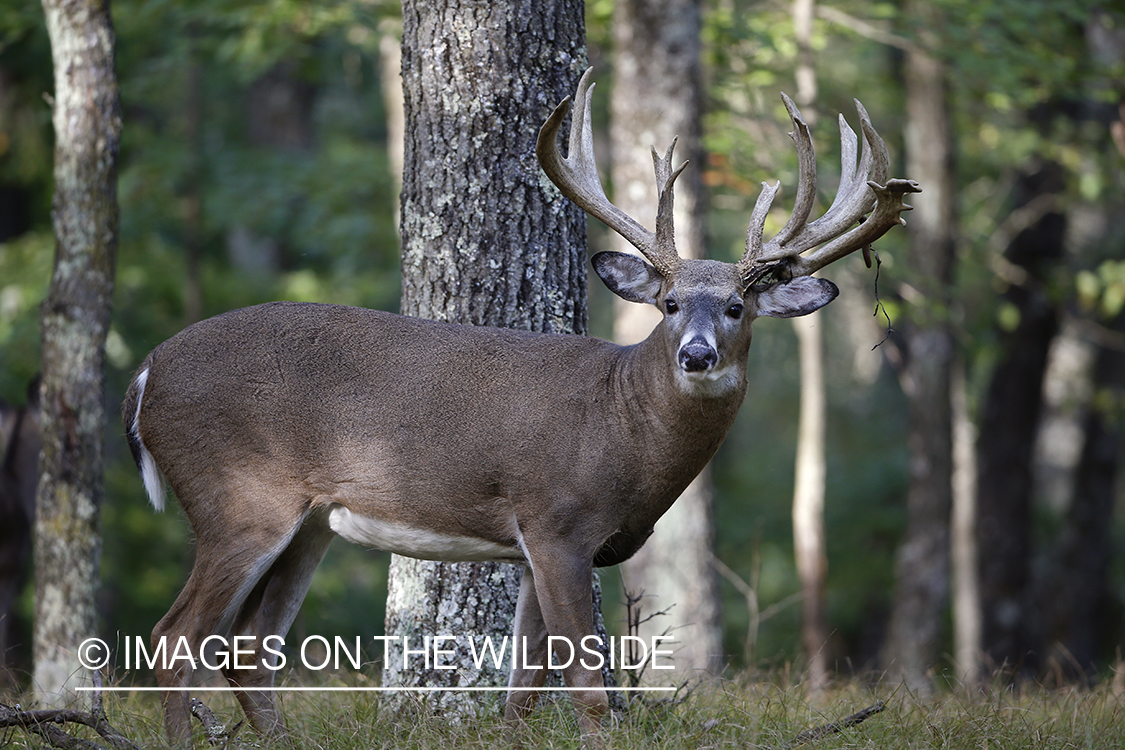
504, 565, 549, 724
221, 511, 335, 736
152, 505, 310, 743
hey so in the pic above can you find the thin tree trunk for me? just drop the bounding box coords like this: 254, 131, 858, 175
378, 16, 404, 233
226, 62, 316, 276
182, 53, 203, 324
612, 0, 721, 679
951, 361, 982, 685
790, 0, 829, 695
385, 0, 589, 715
882, 0, 956, 689
35, 0, 120, 706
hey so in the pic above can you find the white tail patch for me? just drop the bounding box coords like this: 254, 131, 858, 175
130, 368, 167, 511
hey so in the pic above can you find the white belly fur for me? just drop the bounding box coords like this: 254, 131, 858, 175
328, 505, 524, 563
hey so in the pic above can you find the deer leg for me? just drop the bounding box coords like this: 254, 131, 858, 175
504, 565, 549, 724
520, 547, 606, 740
153, 507, 307, 743
222, 514, 335, 736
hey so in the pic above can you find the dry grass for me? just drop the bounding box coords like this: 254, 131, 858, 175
4, 673, 1124, 749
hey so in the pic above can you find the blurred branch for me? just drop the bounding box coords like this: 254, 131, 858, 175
711, 553, 803, 665
985, 192, 1061, 287
817, 5, 916, 53
1069, 313, 1125, 353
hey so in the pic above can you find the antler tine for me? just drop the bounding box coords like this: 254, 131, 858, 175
790, 101, 921, 275
768, 94, 818, 250
793, 177, 921, 276
537, 69, 682, 277
652, 140, 689, 273
778, 100, 878, 257
739, 93, 815, 281
822, 111, 859, 218
741, 181, 780, 275
738, 95, 920, 285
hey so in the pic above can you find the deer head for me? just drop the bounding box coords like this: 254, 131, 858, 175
538, 69, 920, 397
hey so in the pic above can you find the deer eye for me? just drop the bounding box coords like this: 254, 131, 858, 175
726, 303, 744, 320
664, 299, 679, 315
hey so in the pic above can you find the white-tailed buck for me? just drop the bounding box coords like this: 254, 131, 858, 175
124, 69, 918, 743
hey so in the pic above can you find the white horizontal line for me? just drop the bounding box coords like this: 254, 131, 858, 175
76, 686, 676, 693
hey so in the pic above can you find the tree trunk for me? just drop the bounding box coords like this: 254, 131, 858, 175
1041, 310, 1123, 678
385, 0, 589, 715
975, 163, 1065, 678
35, 0, 120, 706
789, 0, 829, 695
611, 0, 721, 679
882, 1, 956, 689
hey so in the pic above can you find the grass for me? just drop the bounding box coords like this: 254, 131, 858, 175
4, 674, 1125, 748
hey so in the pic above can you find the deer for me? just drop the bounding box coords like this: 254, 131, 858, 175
123, 68, 919, 744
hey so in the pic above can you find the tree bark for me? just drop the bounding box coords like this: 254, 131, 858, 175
882, 1, 956, 690
385, 0, 589, 715
35, 0, 120, 705
611, 0, 721, 679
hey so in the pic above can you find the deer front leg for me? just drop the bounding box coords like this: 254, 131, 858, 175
518, 546, 607, 741
221, 518, 335, 739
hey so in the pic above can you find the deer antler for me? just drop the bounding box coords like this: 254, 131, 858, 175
537, 68, 685, 277
738, 95, 921, 288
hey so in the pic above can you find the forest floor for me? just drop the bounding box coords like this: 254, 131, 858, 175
4, 672, 1124, 748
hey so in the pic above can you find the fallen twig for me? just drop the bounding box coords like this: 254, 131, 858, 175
0, 703, 141, 750
191, 697, 243, 747
790, 701, 886, 746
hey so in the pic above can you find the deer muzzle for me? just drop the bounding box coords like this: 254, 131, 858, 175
678, 337, 718, 373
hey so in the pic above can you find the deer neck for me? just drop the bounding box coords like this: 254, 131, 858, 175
611, 324, 749, 482
586, 328, 748, 568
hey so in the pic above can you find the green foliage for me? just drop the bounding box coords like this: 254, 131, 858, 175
0, 231, 49, 401
1077, 259, 1125, 319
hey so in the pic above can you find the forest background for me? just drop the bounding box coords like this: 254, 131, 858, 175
1, 0, 1123, 691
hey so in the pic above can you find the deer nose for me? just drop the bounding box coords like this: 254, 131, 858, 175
678, 338, 718, 372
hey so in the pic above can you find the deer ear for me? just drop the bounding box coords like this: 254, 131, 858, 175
754, 276, 839, 318
592, 251, 665, 305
